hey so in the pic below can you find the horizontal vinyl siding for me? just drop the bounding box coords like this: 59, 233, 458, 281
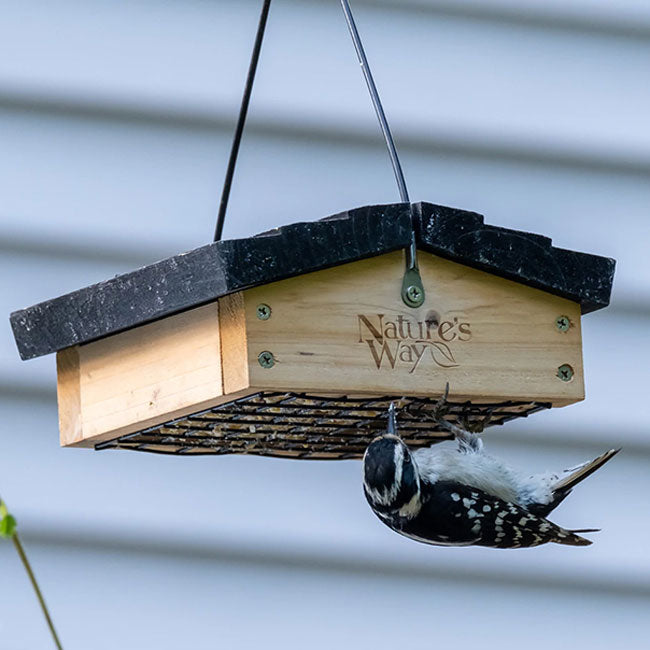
1, 110, 648, 300
0, 1, 648, 648
3, 540, 649, 650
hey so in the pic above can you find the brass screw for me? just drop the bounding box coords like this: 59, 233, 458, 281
257, 304, 272, 320
555, 315, 570, 332
557, 364, 574, 382
258, 351, 275, 368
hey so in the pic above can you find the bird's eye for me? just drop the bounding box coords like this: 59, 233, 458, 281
404, 455, 411, 465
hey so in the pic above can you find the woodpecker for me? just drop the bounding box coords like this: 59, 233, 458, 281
363, 397, 619, 549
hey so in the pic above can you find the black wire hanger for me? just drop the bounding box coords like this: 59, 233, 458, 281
214, 0, 424, 308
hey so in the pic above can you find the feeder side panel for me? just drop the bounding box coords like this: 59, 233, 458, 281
243, 251, 584, 406
59, 302, 225, 447
219, 292, 251, 395
57, 346, 83, 446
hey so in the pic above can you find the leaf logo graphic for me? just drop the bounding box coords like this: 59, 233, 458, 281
429, 342, 459, 368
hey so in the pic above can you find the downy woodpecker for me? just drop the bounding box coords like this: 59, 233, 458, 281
363, 399, 618, 549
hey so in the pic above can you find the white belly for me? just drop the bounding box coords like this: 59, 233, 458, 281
413, 444, 523, 503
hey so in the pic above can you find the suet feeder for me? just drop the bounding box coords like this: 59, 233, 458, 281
9, 202, 615, 459
8, 2, 615, 460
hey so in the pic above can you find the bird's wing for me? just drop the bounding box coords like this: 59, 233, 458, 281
418, 481, 593, 548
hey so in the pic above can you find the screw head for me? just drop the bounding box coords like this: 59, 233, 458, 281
257, 304, 271, 320
405, 285, 424, 307
557, 364, 574, 382
555, 315, 570, 332
258, 351, 275, 369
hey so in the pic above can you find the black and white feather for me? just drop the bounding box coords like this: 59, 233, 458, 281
363, 402, 619, 549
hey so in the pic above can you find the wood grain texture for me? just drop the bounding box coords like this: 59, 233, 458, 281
219, 292, 249, 395
244, 251, 584, 406
62, 302, 224, 447
56, 346, 82, 446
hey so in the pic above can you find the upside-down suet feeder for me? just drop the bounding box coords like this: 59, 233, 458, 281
8, 1, 615, 460
9, 201, 615, 458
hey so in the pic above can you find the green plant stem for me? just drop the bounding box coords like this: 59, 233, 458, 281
12, 533, 63, 650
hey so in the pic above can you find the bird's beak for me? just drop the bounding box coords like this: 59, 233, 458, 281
387, 402, 398, 436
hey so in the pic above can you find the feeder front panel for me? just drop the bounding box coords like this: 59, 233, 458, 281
239, 250, 584, 405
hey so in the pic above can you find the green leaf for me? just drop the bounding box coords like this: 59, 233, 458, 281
0, 514, 17, 538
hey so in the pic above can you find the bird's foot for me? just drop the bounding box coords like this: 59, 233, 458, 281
461, 407, 496, 434
436, 418, 482, 453
430, 382, 451, 420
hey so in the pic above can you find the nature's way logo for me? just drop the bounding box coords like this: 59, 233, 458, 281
357, 313, 472, 373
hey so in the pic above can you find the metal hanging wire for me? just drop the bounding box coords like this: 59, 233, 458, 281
214, 0, 422, 307
214, 0, 272, 242
339, 0, 423, 307
340, 0, 409, 204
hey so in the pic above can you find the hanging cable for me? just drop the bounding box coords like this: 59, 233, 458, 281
340, 0, 423, 307
214, 0, 272, 242
340, 0, 409, 204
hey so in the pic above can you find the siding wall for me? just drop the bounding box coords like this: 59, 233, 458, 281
0, 1, 648, 648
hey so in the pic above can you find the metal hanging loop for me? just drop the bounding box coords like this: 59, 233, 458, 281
340, 0, 424, 308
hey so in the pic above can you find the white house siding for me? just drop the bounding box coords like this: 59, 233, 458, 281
0, 1, 648, 648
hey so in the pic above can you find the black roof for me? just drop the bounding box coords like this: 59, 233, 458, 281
10, 202, 616, 361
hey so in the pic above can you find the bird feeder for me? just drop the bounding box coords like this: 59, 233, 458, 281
9, 201, 614, 459
7, 2, 615, 460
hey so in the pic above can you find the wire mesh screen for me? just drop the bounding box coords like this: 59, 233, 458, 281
94, 392, 550, 459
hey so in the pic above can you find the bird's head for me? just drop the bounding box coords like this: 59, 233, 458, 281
363, 404, 421, 515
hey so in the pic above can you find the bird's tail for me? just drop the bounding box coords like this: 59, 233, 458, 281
555, 530, 595, 547
553, 449, 620, 493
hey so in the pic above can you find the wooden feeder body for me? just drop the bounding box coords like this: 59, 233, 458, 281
11, 202, 614, 458
57, 249, 583, 452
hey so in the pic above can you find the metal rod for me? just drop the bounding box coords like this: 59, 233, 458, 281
214, 0, 272, 242
339, 0, 418, 271
340, 0, 409, 204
